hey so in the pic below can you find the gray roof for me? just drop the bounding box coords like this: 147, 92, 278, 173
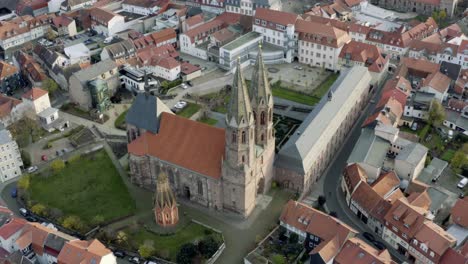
347, 127, 390, 168
38, 107, 58, 118
72, 59, 117, 84
395, 142, 428, 165
440, 61, 461, 81
447, 223, 468, 246
44, 234, 68, 252
0, 126, 12, 145
276, 66, 372, 173
445, 110, 468, 131
125, 93, 172, 133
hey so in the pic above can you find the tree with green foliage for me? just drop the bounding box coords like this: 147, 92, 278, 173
91, 215, 104, 226
451, 150, 467, 174
462, 143, 468, 154
31, 203, 47, 216
289, 233, 299, 244
21, 150, 31, 168
116, 231, 129, 246
428, 100, 445, 126
17, 174, 31, 190
439, 10, 447, 21
61, 215, 84, 231
42, 78, 59, 95
198, 237, 219, 258
432, 11, 440, 22
50, 159, 65, 173
139, 241, 155, 259
176, 243, 197, 264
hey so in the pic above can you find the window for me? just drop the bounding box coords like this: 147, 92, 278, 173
260, 111, 265, 125
429, 251, 434, 258
197, 180, 203, 195
261, 134, 264, 141
241, 131, 246, 143
241, 155, 245, 163
232, 132, 237, 143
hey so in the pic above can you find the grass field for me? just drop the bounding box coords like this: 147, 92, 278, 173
312, 73, 339, 98
177, 103, 201, 118
198, 117, 218, 126
114, 110, 128, 129
127, 222, 222, 261
441, 149, 456, 162
29, 150, 135, 225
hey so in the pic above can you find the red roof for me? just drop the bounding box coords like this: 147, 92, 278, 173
451, 197, 468, 228
0, 95, 22, 119
180, 62, 200, 75
22, 87, 48, 101
157, 57, 179, 69
0, 218, 26, 240
185, 14, 204, 27
128, 112, 225, 179
339, 41, 387, 73
254, 8, 298, 27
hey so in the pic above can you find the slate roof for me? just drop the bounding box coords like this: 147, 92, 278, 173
125, 93, 172, 133
72, 59, 117, 84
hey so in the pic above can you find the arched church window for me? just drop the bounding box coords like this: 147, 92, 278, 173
269, 109, 272, 121
232, 132, 237, 143
241, 131, 246, 143
261, 134, 264, 141
260, 111, 265, 125
242, 155, 245, 163
197, 180, 203, 195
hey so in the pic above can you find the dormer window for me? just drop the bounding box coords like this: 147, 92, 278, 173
420, 243, 428, 252
429, 251, 434, 258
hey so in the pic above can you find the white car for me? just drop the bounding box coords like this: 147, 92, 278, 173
103, 37, 113, 44
27, 166, 38, 173
457, 177, 468, 189
174, 101, 187, 109
181, 83, 188, 89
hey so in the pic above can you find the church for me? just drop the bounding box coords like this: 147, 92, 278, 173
126, 50, 275, 217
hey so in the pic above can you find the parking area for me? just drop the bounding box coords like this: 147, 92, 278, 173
178, 53, 219, 73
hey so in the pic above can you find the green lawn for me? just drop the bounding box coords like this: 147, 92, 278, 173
127, 222, 223, 261
177, 103, 201, 118
198, 117, 218, 126
418, 124, 431, 139
312, 73, 339, 98
114, 110, 128, 130
441, 149, 456, 162
271, 87, 319, 106
28, 150, 135, 226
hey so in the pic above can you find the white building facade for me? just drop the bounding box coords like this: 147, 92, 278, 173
0, 127, 23, 182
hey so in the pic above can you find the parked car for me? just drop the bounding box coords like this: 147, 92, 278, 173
25, 215, 38, 222
10, 187, 17, 198
293, 65, 303, 70
129, 256, 140, 263
103, 37, 113, 44
373, 241, 386, 250
363, 232, 375, 242
457, 177, 468, 189
181, 83, 188, 89
144, 261, 157, 264
41, 155, 48, 161
113, 251, 125, 258
174, 101, 187, 109
411, 122, 418, 131
187, 81, 193, 86
448, 129, 454, 139
27, 166, 38, 173
19, 208, 28, 217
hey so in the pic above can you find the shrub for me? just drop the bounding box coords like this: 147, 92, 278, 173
271, 254, 286, 264
176, 243, 197, 264
318, 195, 326, 206
139, 241, 155, 259
91, 215, 104, 226
31, 203, 47, 216
198, 236, 219, 258
50, 159, 65, 173
61, 215, 84, 231
17, 174, 31, 190
289, 233, 299, 244
21, 150, 31, 168
67, 154, 81, 163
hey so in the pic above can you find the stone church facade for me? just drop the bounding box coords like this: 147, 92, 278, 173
126, 50, 275, 218
376, 0, 459, 18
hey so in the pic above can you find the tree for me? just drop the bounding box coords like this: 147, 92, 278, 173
439, 10, 447, 21
289, 233, 299, 244
462, 143, 468, 154
61, 215, 84, 231
50, 159, 65, 173
21, 150, 31, 168
318, 195, 326, 206
451, 150, 467, 174
432, 11, 440, 22
17, 174, 31, 190
198, 237, 219, 258
46, 28, 57, 41
176, 243, 197, 264
42, 78, 59, 95
31, 203, 47, 216
139, 241, 155, 259
428, 100, 445, 126
116, 231, 129, 246
91, 215, 104, 226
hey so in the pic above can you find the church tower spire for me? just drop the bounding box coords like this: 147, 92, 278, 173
250, 46, 274, 146
226, 58, 254, 128
154, 171, 179, 227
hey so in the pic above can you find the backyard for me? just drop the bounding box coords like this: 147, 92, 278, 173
177, 103, 201, 118
25, 149, 136, 229
123, 222, 223, 261
8, 117, 49, 148
114, 109, 128, 130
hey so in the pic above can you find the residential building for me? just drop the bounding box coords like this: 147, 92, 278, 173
60, 0, 97, 12
132, 28, 177, 50
218, 31, 264, 71
458, 40, 468, 69
122, 0, 167, 16
120, 66, 158, 93
252, 8, 299, 63
225, 0, 282, 16
0, 125, 23, 182
180, 62, 202, 81
275, 66, 373, 194
89, 7, 126, 37
16, 0, 48, 16
100, 39, 137, 63
377, 0, 459, 18
182, 14, 204, 33
51, 15, 77, 37
0, 218, 27, 253
0, 94, 28, 126
447, 197, 468, 246
64, 43, 90, 65
137, 44, 181, 81
12, 51, 47, 88
334, 237, 396, 264
68, 59, 120, 111
279, 200, 357, 263
404, 92, 435, 121
180, 19, 225, 60
341, 163, 367, 205
128, 52, 275, 218
295, 19, 351, 71
0, 61, 21, 94
420, 72, 451, 102
57, 239, 116, 264
443, 108, 468, 136
338, 40, 389, 85
0, 14, 52, 53
454, 69, 468, 97
394, 142, 428, 181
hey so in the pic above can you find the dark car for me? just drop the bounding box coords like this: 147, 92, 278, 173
10, 187, 17, 198
373, 241, 387, 250
19, 208, 29, 217
113, 251, 125, 258
25, 215, 38, 222
363, 232, 375, 242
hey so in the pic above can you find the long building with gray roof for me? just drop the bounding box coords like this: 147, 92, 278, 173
275, 66, 373, 193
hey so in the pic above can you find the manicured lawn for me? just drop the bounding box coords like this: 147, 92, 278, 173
441, 149, 456, 162
126, 222, 223, 261
177, 103, 201, 118
271, 87, 319, 106
114, 110, 128, 130
312, 73, 339, 98
28, 150, 135, 226
198, 117, 218, 126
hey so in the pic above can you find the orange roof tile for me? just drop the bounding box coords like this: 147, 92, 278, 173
371, 171, 400, 197
295, 19, 350, 49
413, 221, 456, 260
157, 57, 179, 69
351, 183, 384, 213
0, 61, 18, 80
451, 197, 468, 228
343, 163, 367, 193
335, 237, 396, 264
408, 191, 431, 210
422, 72, 450, 94
57, 239, 112, 264
185, 14, 204, 27
384, 199, 427, 242
254, 8, 299, 27
0, 218, 26, 240
439, 248, 467, 264
0, 94, 22, 119
128, 112, 225, 179
22, 87, 48, 101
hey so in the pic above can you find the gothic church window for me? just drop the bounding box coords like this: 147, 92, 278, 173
242, 155, 245, 163
241, 131, 246, 143
232, 132, 237, 143
197, 180, 203, 195
260, 111, 265, 125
